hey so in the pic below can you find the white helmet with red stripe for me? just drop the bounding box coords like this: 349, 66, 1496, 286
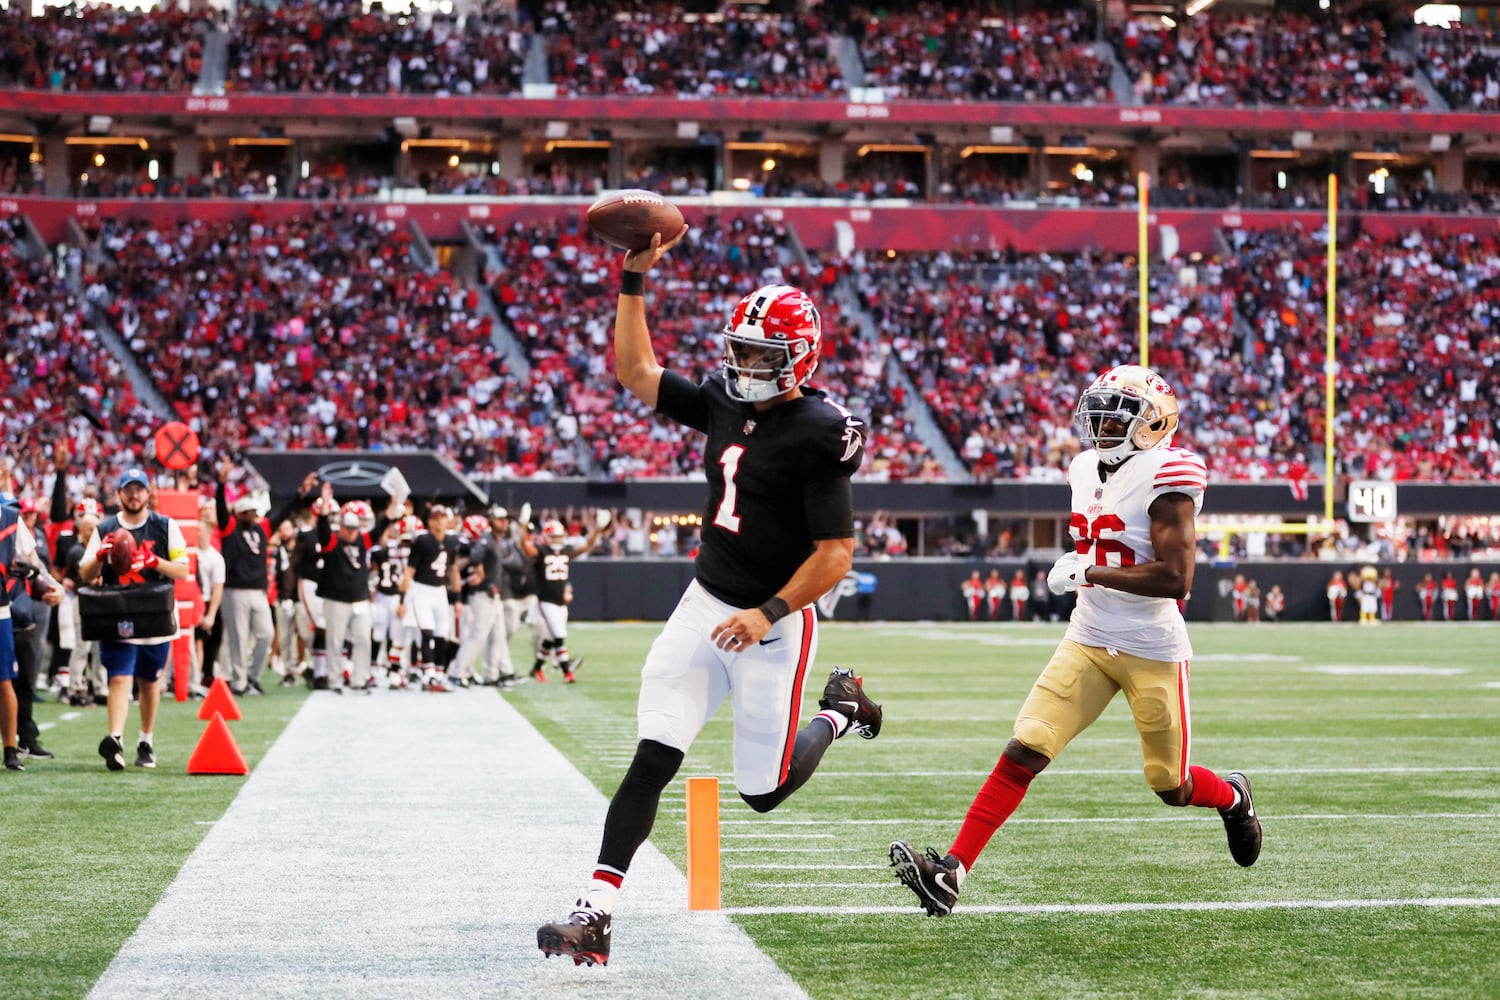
342, 500, 376, 533
541, 519, 567, 545
463, 514, 489, 540
398, 514, 423, 540
1074, 365, 1180, 466
722, 284, 822, 403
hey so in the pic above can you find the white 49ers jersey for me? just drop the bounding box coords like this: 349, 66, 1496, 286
1063, 446, 1206, 661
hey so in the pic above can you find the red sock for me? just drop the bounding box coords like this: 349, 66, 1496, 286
948, 755, 1036, 871
1186, 765, 1237, 810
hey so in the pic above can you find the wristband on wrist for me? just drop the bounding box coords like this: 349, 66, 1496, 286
757, 596, 790, 626
620, 270, 645, 296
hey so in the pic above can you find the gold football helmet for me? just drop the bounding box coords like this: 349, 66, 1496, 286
1075, 365, 1180, 466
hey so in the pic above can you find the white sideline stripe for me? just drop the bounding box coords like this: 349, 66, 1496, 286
721, 812, 1500, 828
61, 710, 81, 720
730, 864, 874, 871
813, 766, 1500, 778
89, 693, 807, 1000
746, 735, 1500, 745
723, 897, 1500, 917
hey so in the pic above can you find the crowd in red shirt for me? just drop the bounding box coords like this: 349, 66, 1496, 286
544, 4, 843, 99
1, 218, 159, 499
1113, 13, 1426, 109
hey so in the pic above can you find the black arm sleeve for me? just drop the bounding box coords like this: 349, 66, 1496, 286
50, 466, 69, 522
217, 478, 231, 531
653, 370, 711, 434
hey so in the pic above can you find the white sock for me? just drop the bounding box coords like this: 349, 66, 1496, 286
1230, 788, 1243, 811
816, 709, 849, 737
581, 880, 619, 914
953, 860, 968, 886
139, 732, 153, 746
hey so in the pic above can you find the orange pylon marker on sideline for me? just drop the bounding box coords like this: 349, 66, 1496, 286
186, 712, 249, 775
198, 676, 242, 722
686, 776, 720, 910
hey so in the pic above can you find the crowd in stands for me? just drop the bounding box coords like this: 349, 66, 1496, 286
77, 210, 551, 478
11, 2, 1500, 115
1113, 13, 1426, 109
1414, 24, 1500, 111
848, 227, 1500, 484
1227, 225, 1500, 482
1, 218, 159, 502
481, 213, 938, 480
0, 4, 208, 92
854, 7, 1113, 103
226, 0, 527, 95
542, 3, 842, 98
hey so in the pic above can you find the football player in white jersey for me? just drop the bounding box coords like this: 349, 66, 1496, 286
891, 365, 1262, 917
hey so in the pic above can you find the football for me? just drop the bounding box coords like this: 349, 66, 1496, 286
107, 528, 137, 577
586, 190, 685, 252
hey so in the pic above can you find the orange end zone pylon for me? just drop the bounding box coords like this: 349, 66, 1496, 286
686, 776, 720, 910
198, 676, 242, 721
186, 712, 249, 776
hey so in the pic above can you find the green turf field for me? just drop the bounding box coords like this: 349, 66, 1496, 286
514, 622, 1500, 1000
0, 682, 307, 1000
4, 623, 1498, 999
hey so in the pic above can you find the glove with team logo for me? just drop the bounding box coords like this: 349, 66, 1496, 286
131, 549, 160, 573
1047, 551, 1087, 595
518, 502, 532, 529
596, 508, 612, 529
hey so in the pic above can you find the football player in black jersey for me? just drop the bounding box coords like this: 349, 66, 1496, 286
520, 512, 610, 683
398, 505, 461, 691
538, 228, 884, 968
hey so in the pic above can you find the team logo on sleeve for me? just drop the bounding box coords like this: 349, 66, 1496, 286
840, 422, 863, 464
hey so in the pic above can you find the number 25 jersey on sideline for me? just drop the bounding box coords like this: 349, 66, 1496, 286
1063, 446, 1206, 662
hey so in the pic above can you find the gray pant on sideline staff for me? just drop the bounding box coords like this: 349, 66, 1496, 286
222, 588, 274, 691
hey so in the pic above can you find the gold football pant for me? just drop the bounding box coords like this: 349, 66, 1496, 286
1014, 639, 1192, 792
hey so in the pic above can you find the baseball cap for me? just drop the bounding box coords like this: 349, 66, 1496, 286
340, 511, 362, 529
232, 494, 259, 514
118, 468, 150, 490
489, 505, 510, 520
18, 498, 35, 513
74, 498, 102, 519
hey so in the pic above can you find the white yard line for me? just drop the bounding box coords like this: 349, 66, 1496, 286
725, 897, 1500, 917
88, 692, 806, 1000
813, 766, 1500, 778
720, 812, 1500, 827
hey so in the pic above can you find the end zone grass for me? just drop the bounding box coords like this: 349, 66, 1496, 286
0, 683, 306, 1000
514, 622, 1500, 999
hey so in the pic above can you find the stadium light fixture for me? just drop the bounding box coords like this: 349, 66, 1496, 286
228, 137, 292, 147
400, 138, 470, 151
1185, 0, 1217, 16
960, 145, 1033, 157
544, 140, 610, 152
857, 143, 929, 156
1250, 149, 1300, 159
64, 136, 148, 148
0, 133, 37, 145
725, 141, 787, 152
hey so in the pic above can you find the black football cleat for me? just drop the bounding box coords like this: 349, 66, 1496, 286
135, 741, 157, 769
819, 667, 882, 739
3, 747, 23, 772
537, 906, 611, 967
889, 840, 961, 917
1220, 771, 1262, 867
99, 735, 126, 771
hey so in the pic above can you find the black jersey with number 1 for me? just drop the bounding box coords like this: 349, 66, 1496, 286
654, 369, 865, 608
